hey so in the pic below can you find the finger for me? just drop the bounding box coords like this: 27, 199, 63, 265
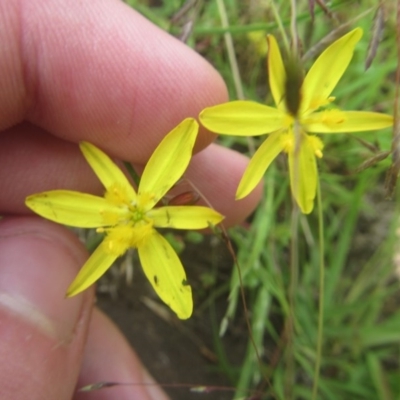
0, 125, 100, 213
187, 143, 263, 227
0, 216, 95, 400
74, 308, 169, 400
1, 0, 227, 160
0, 123, 262, 227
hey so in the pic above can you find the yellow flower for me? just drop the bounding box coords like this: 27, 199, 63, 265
26, 118, 224, 319
200, 28, 393, 214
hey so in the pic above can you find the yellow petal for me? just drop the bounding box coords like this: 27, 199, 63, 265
25, 190, 125, 227
200, 101, 286, 136
138, 118, 198, 209
288, 133, 318, 214
138, 231, 193, 319
80, 142, 137, 200
150, 206, 224, 229
66, 243, 118, 296
304, 110, 393, 133
236, 131, 285, 199
301, 28, 363, 114
267, 35, 286, 111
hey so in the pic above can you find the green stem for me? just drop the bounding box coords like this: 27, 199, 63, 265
311, 179, 325, 400
285, 204, 299, 400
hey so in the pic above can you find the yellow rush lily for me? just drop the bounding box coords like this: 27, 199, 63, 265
200, 28, 393, 214
26, 118, 224, 319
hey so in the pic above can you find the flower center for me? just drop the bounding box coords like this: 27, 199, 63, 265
131, 207, 146, 224
100, 184, 155, 252
104, 184, 154, 226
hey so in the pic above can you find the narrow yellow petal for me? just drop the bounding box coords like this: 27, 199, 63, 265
200, 101, 286, 136
138, 118, 198, 209
25, 190, 125, 227
236, 131, 285, 199
304, 110, 393, 133
66, 243, 118, 296
80, 142, 137, 200
301, 28, 363, 114
138, 231, 193, 319
267, 35, 286, 111
289, 134, 318, 214
150, 206, 224, 229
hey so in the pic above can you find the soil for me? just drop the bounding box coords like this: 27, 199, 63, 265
93, 188, 397, 400
96, 235, 248, 400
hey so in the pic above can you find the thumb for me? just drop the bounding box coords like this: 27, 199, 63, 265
0, 216, 94, 400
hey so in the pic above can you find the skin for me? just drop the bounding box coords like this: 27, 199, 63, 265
0, 1, 262, 399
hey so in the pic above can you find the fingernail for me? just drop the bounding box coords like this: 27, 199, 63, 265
0, 217, 91, 342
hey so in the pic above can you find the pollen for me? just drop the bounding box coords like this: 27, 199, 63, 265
101, 209, 125, 226
281, 132, 294, 153
129, 222, 154, 247
102, 225, 133, 256
105, 183, 132, 205
307, 135, 324, 158
307, 95, 335, 112
321, 109, 346, 125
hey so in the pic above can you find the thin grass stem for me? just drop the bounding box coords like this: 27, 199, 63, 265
216, 0, 244, 100
290, 0, 298, 56
269, 0, 290, 54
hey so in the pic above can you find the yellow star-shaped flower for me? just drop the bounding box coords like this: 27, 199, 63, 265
200, 28, 393, 213
26, 118, 224, 319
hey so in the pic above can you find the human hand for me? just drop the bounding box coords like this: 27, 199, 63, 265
0, 1, 262, 399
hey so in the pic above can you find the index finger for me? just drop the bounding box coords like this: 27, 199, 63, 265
1, 0, 227, 161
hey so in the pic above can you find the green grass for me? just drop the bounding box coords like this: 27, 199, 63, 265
126, 1, 398, 399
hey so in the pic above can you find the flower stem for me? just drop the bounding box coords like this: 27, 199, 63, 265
311, 178, 325, 400
285, 203, 299, 400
